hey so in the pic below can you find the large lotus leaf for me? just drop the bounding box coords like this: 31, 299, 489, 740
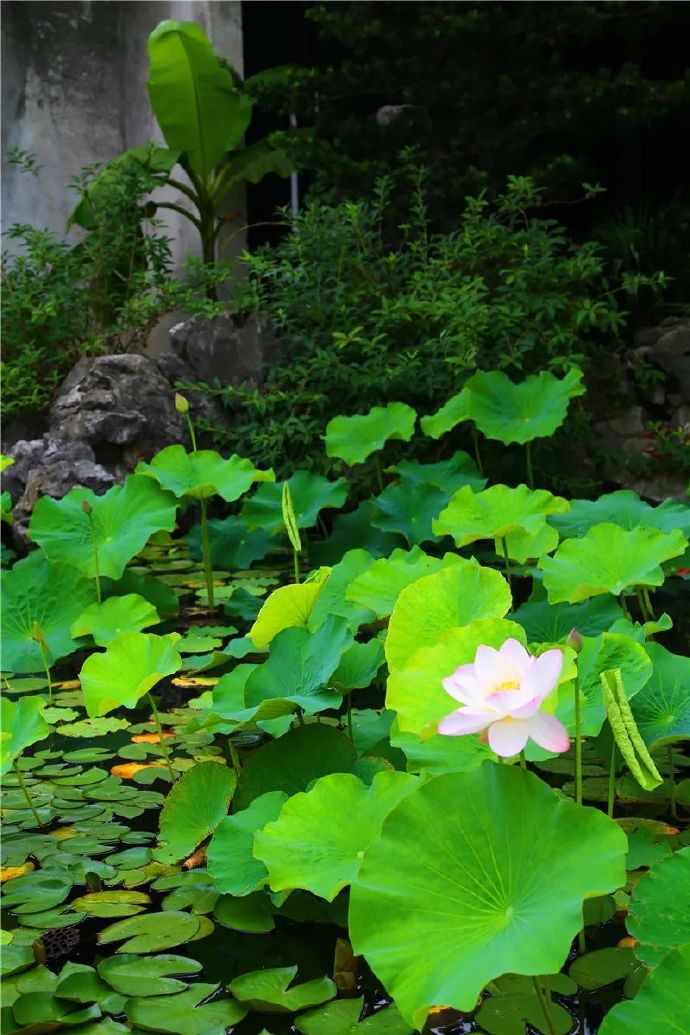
332, 639, 385, 691
137, 445, 273, 501
155, 762, 236, 864
549, 489, 690, 540
255, 771, 417, 901
296, 996, 413, 1035
29, 475, 178, 580
187, 515, 275, 570
125, 981, 246, 1034
433, 483, 569, 548
513, 596, 623, 644
243, 616, 353, 718
385, 561, 512, 672
249, 574, 330, 649
391, 723, 493, 776
349, 765, 627, 1028
229, 965, 336, 1013
97, 954, 202, 997
207, 791, 288, 896
563, 632, 653, 737
233, 725, 356, 811
79, 632, 182, 717
241, 471, 348, 534
370, 482, 448, 546
1, 697, 51, 776
390, 452, 486, 493
213, 891, 274, 933
462, 367, 585, 445
1, 552, 98, 673
309, 502, 404, 567
71, 595, 160, 647
539, 523, 688, 603
627, 847, 690, 966
420, 388, 471, 440
97, 911, 201, 954
307, 551, 375, 632
630, 643, 690, 750
110, 571, 179, 619
325, 403, 417, 466
387, 619, 528, 738
598, 943, 690, 1035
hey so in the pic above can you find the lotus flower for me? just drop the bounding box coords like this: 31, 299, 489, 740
439, 638, 569, 757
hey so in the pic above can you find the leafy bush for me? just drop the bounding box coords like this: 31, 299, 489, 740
200, 174, 663, 472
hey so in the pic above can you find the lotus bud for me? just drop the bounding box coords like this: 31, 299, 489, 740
175, 393, 190, 415
566, 628, 584, 653
81, 499, 93, 515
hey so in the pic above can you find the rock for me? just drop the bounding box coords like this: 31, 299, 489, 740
155, 352, 230, 432
633, 317, 690, 399
375, 104, 428, 128
169, 311, 282, 387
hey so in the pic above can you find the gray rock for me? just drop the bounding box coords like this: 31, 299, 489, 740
633, 317, 690, 399
169, 311, 282, 387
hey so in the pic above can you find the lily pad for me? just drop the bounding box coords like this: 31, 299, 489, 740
433, 483, 569, 551
137, 445, 273, 501
71, 595, 160, 647
97, 910, 201, 954
69, 891, 151, 918
349, 765, 627, 1028
296, 997, 413, 1035
255, 771, 417, 901
568, 947, 636, 989
241, 471, 348, 534
1, 697, 51, 776
207, 792, 289, 896
79, 632, 182, 717
124, 982, 246, 1034
229, 965, 336, 1013
459, 367, 585, 445
627, 847, 690, 966
539, 523, 688, 603
598, 943, 690, 1035
631, 643, 690, 750
97, 953, 202, 997
155, 762, 236, 864
1, 552, 98, 673
325, 403, 417, 466
29, 475, 178, 580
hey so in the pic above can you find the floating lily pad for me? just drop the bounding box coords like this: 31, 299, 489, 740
325, 403, 417, 467
70, 891, 151, 918
295, 996, 413, 1035
97, 910, 201, 954
568, 947, 636, 990
29, 475, 178, 580
72, 595, 160, 647
137, 445, 273, 501
124, 982, 247, 1035
155, 762, 236, 864
475, 974, 574, 1035
628, 847, 690, 966
349, 765, 626, 1028
208, 792, 289, 896
229, 965, 336, 1013
539, 523, 688, 603
80, 632, 182, 717
97, 954, 202, 997
598, 943, 690, 1035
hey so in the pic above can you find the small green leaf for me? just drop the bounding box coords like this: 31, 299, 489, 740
125, 981, 246, 1034
97, 911, 201, 954
229, 965, 336, 1013
137, 445, 273, 501
207, 792, 288, 896
69, 891, 151, 918
97, 954, 202, 997
213, 892, 274, 933
296, 997, 413, 1035
325, 403, 416, 466
568, 947, 635, 990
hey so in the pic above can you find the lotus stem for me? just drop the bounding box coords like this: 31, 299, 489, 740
228, 740, 242, 777
668, 745, 677, 820
83, 507, 101, 603
531, 977, 557, 1035
635, 586, 653, 624
525, 441, 534, 489
574, 678, 582, 807
643, 586, 656, 623
471, 426, 484, 476
185, 413, 198, 453
619, 594, 630, 621
13, 761, 44, 829
295, 706, 305, 726
346, 693, 354, 747
32, 624, 53, 706
293, 546, 300, 585
374, 455, 384, 494
607, 742, 618, 819
148, 693, 176, 783
500, 537, 512, 592
519, 750, 527, 771
199, 498, 215, 611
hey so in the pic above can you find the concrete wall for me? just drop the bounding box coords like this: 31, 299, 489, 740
1, 0, 245, 272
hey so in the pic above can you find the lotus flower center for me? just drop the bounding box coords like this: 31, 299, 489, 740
494, 680, 520, 693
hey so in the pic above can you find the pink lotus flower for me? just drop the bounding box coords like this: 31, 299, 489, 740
438, 638, 569, 758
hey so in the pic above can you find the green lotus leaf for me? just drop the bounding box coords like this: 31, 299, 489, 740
463, 367, 586, 445
208, 791, 288, 896
549, 489, 690, 540
475, 978, 574, 1035
325, 403, 417, 466
309, 501, 404, 566
60, 717, 130, 739
233, 725, 356, 811
627, 847, 690, 967
1, 552, 98, 673
137, 445, 273, 501
433, 483, 569, 549
598, 943, 690, 1035
332, 639, 385, 691
97, 911, 201, 954
229, 965, 336, 1014
11, 993, 101, 1027
568, 947, 636, 990
213, 891, 275, 933
124, 982, 246, 1034
255, 771, 417, 901
349, 765, 627, 1028
71, 595, 160, 647
420, 388, 472, 440
630, 643, 690, 750
385, 561, 512, 671
1, 697, 51, 776
54, 962, 125, 1011
539, 523, 688, 603
0, 945, 35, 977
391, 722, 493, 776
387, 619, 528, 738
390, 451, 486, 493
69, 891, 151, 918
370, 482, 448, 545
187, 515, 275, 569
29, 475, 178, 580
1, 871, 71, 914
307, 550, 375, 632
155, 762, 236, 864
346, 549, 459, 620
97, 954, 202, 997
249, 573, 330, 649
564, 632, 653, 737
241, 470, 348, 534
110, 570, 179, 619
79, 632, 182, 717
296, 996, 413, 1035
513, 596, 623, 644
